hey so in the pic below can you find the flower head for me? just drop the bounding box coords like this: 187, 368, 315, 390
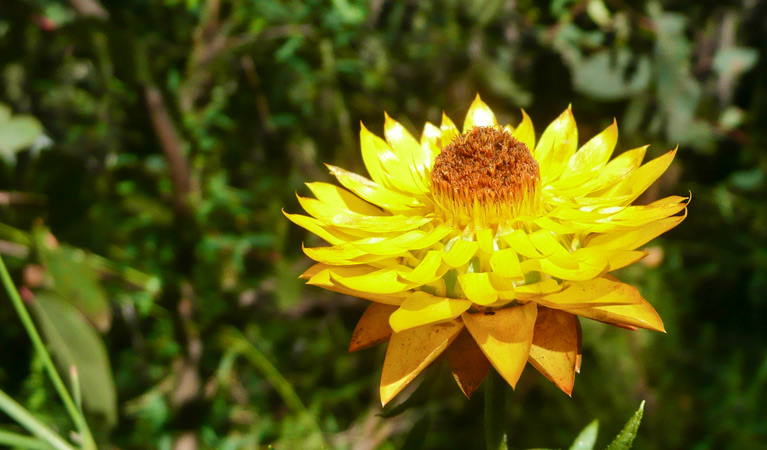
286, 95, 687, 405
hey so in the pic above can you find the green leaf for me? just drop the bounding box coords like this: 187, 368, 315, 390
0, 116, 44, 158
35, 229, 112, 332
572, 48, 651, 101
712, 47, 758, 82
569, 420, 599, 450
651, 7, 715, 151
605, 401, 645, 450
29, 292, 118, 427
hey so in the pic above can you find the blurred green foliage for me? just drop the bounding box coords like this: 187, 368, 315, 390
0, 0, 766, 448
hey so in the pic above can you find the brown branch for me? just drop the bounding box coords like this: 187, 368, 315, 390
144, 86, 193, 210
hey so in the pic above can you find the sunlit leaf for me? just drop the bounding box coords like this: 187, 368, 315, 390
30, 292, 117, 427
605, 401, 645, 450
568, 420, 599, 450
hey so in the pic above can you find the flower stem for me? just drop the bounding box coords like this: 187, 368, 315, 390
484, 368, 508, 450
0, 255, 97, 450
0, 390, 75, 450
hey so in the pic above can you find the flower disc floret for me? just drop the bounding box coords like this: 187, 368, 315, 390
431, 126, 540, 227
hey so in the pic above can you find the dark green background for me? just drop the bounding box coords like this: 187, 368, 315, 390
0, 0, 765, 448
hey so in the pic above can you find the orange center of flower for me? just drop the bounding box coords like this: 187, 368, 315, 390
430, 126, 540, 226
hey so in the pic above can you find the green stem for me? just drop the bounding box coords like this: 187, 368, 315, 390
0, 390, 75, 450
484, 369, 508, 450
0, 256, 97, 450
0, 430, 50, 450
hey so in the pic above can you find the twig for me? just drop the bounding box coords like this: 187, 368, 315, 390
144, 86, 193, 210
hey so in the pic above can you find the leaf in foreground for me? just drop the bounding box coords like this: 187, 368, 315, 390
605, 401, 645, 450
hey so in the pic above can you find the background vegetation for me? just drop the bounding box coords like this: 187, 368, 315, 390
1, 0, 766, 448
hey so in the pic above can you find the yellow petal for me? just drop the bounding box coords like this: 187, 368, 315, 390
501, 229, 546, 258
389, 291, 472, 332
331, 265, 414, 294
284, 211, 356, 245
579, 248, 648, 271
420, 122, 442, 165
523, 252, 608, 282
537, 276, 643, 308
528, 229, 571, 257
303, 242, 368, 263
586, 212, 686, 250
402, 225, 456, 249
306, 182, 383, 216
446, 329, 492, 398
402, 251, 447, 284
515, 279, 562, 299
606, 199, 688, 228
297, 195, 431, 233
583, 145, 647, 193
528, 308, 578, 396
457, 272, 498, 306
559, 119, 618, 181
443, 239, 479, 268
489, 248, 523, 279
299, 262, 326, 280
440, 112, 460, 144
352, 226, 454, 256
476, 228, 495, 254
384, 113, 432, 175
463, 94, 498, 132
327, 164, 422, 212
306, 268, 407, 305
349, 303, 398, 352
566, 297, 665, 332
380, 321, 464, 406
607, 149, 677, 202
360, 122, 398, 189
535, 107, 578, 183
462, 302, 538, 389
512, 109, 536, 151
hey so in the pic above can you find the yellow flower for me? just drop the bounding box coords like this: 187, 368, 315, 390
286, 95, 687, 405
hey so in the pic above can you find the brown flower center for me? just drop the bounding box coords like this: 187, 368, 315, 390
430, 126, 540, 226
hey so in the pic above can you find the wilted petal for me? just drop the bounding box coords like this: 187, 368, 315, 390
380, 321, 464, 406
528, 308, 579, 396
446, 329, 491, 398
349, 303, 398, 352
462, 302, 537, 388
